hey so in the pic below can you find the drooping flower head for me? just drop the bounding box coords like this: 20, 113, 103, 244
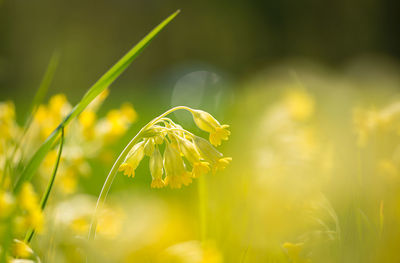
117, 106, 231, 189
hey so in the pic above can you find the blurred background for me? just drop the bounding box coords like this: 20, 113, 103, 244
1, 0, 400, 104
2, 0, 400, 262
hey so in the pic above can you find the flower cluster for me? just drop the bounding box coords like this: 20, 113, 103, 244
0, 183, 43, 235
0, 183, 43, 261
0, 101, 21, 188
118, 108, 232, 189
27, 91, 138, 194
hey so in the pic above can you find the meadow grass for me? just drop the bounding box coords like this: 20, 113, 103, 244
0, 10, 180, 262
1, 10, 400, 263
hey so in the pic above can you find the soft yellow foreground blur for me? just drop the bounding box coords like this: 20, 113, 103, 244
2, 59, 400, 262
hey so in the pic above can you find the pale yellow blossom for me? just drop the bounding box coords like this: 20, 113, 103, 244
191, 109, 230, 146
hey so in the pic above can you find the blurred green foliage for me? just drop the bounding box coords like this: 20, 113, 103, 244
1, 0, 399, 104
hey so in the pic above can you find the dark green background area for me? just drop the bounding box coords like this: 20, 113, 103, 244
0, 0, 399, 105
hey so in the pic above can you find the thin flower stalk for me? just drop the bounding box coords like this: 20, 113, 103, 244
88, 106, 231, 240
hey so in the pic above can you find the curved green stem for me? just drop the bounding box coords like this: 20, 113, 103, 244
88, 106, 192, 241
25, 127, 65, 244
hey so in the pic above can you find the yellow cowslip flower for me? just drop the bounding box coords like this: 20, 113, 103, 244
190, 109, 230, 146
0, 101, 15, 121
153, 132, 165, 145
0, 101, 17, 140
192, 162, 211, 178
18, 183, 40, 212
102, 104, 137, 142
79, 110, 96, 139
106, 110, 127, 137
121, 102, 138, 123
59, 169, 78, 194
33, 105, 48, 124
49, 94, 69, 114
149, 146, 165, 188
17, 183, 44, 232
71, 216, 89, 235
32, 94, 72, 139
284, 88, 314, 121
12, 239, 34, 259
164, 240, 223, 263
112, 107, 230, 190
213, 157, 232, 174
24, 207, 44, 233
96, 207, 124, 238
0, 190, 15, 218
179, 137, 210, 178
144, 138, 155, 157
12, 207, 44, 235
164, 143, 192, 189
118, 141, 145, 177
192, 136, 232, 174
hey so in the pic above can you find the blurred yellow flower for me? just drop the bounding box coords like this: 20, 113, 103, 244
0, 190, 15, 218
79, 110, 96, 139
284, 88, 314, 121
30, 93, 138, 195
18, 183, 40, 212
17, 183, 44, 233
49, 94, 69, 114
100, 103, 138, 142
0, 101, 19, 141
33, 94, 72, 139
33, 105, 48, 124
12, 239, 34, 259
164, 240, 223, 263
71, 216, 89, 235
0, 101, 15, 121
121, 102, 138, 123
59, 171, 78, 194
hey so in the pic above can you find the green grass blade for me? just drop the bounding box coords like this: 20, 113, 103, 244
13, 10, 180, 192
30, 51, 60, 116
64, 9, 180, 126
2, 52, 59, 188
25, 127, 64, 244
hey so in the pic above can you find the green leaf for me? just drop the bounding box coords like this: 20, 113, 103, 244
2, 52, 59, 189
30, 51, 61, 116
13, 10, 180, 192
25, 127, 65, 244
